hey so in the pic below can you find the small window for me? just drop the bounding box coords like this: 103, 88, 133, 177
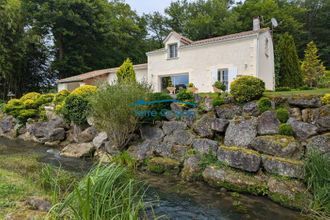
168, 43, 178, 58
217, 69, 229, 91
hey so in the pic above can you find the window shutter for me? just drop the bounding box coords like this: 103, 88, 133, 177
228, 67, 238, 90
211, 67, 218, 84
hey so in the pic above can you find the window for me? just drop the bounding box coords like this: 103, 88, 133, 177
217, 69, 229, 91
161, 74, 189, 92
168, 43, 178, 58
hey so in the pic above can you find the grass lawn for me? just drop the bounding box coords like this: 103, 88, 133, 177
264, 88, 330, 97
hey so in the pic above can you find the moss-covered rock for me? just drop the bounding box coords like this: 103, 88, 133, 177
147, 157, 181, 175
288, 95, 322, 108
217, 146, 261, 172
181, 156, 202, 181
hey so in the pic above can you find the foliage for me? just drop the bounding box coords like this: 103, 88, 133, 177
318, 71, 330, 88
176, 89, 194, 102
143, 92, 173, 121
60, 95, 90, 125
70, 85, 97, 97
257, 97, 272, 113
53, 90, 70, 104
230, 76, 265, 103
116, 58, 136, 83
34, 94, 55, 107
276, 33, 303, 88
20, 92, 41, 102
112, 151, 138, 170
276, 108, 289, 123
212, 97, 225, 107
16, 109, 38, 123
213, 81, 226, 91
275, 87, 291, 92
90, 82, 150, 149
298, 86, 314, 91
188, 83, 194, 87
51, 164, 148, 220
321, 94, 330, 105
304, 150, 330, 219
301, 41, 326, 87
278, 124, 294, 136
3, 99, 25, 117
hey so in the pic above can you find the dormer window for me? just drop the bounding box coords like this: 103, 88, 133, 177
168, 43, 178, 59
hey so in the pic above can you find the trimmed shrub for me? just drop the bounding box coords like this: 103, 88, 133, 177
61, 95, 90, 125
230, 76, 265, 103
22, 99, 37, 109
3, 99, 25, 117
212, 97, 225, 107
257, 97, 272, 113
276, 108, 289, 123
17, 109, 38, 123
53, 90, 70, 104
321, 94, 330, 105
71, 85, 97, 97
35, 94, 55, 107
116, 58, 136, 83
213, 81, 226, 91
279, 124, 294, 136
275, 87, 291, 92
20, 92, 41, 101
176, 89, 193, 102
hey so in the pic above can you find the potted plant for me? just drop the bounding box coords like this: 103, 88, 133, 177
213, 81, 226, 93
187, 83, 198, 93
166, 78, 176, 94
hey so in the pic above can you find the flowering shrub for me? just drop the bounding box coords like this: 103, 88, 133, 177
321, 93, 330, 105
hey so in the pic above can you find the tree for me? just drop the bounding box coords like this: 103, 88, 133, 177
144, 12, 170, 47
116, 59, 136, 83
301, 41, 325, 87
276, 33, 303, 88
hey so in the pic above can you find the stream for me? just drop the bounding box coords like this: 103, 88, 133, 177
0, 137, 304, 220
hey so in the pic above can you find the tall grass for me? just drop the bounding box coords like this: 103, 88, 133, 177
50, 163, 149, 220
304, 150, 330, 219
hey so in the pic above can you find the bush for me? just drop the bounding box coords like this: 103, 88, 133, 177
275, 87, 291, 92
298, 85, 315, 90
35, 94, 55, 107
20, 92, 41, 101
61, 95, 90, 125
70, 85, 97, 97
212, 97, 225, 107
90, 82, 150, 149
3, 99, 25, 117
213, 81, 226, 91
144, 92, 172, 121
17, 109, 38, 123
188, 83, 194, 87
321, 94, 330, 105
304, 150, 330, 218
257, 97, 272, 113
116, 58, 136, 83
230, 76, 265, 103
276, 108, 289, 123
318, 70, 330, 88
53, 90, 70, 104
176, 89, 193, 102
278, 124, 294, 136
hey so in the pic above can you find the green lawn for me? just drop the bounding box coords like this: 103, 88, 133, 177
264, 88, 330, 97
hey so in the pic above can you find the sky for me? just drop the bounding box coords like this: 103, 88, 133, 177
124, 0, 183, 15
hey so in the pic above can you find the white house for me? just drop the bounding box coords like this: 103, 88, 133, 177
57, 17, 275, 92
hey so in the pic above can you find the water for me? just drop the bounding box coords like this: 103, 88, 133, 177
0, 137, 304, 220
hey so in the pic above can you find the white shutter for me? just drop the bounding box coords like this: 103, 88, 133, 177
211, 67, 218, 84
228, 67, 238, 91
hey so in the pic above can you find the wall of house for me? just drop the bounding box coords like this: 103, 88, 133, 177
257, 31, 275, 90
57, 82, 81, 92
147, 35, 261, 93
107, 68, 148, 85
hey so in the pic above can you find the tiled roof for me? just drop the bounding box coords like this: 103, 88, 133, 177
58, 63, 147, 83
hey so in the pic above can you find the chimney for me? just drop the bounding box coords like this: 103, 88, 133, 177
253, 16, 260, 31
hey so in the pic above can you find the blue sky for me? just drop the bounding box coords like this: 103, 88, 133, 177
124, 0, 184, 14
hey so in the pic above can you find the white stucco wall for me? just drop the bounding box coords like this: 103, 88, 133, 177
257, 31, 275, 90
148, 35, 261, 93
57, 82, 81, 92
107, 68, 148, 85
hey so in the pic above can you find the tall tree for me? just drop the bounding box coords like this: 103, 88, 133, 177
301, 41, 325, 87
276, 33, 303, 88
144, 12, 170, 47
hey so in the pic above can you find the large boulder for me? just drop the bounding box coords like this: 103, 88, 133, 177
257, 111, 280, 135
0, 115, 16, 133
61, 143, 95, 158
242, 101, 260, 116
316, 105, 330, 131
181, 156, 202, 181
48, 128, 65, 142
147, 157, 181, 174
215, 104, 242, 119
204, 97, 213, 112
152, 141, 190, 161
301, 108, 320, 123
306, 133, 330, 155
288, 95, 322, 108
192, 138, 218, 155
217, 146, 261, 172
162, 121, 187, 135
140, 125, 164, 141
288, 118, 318, 140
267, 177, 311, 210
78, 127, 97, 143
163, 129, 195, 145
128, 140, 156, 161
289, 108, 302, 121
193, 113, 215, 138
262, 155, 304, 179
249, 135, 303, 159
92, 132, 108, 149
211, 118, 229, 133
224, 116, 258, 147
202, 166, 267, 195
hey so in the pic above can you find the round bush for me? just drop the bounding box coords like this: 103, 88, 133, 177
279, 124, 294, 136
230, 76, 265, 103
321, 93, 330, 105
257, 97, 272, 113
176, 89, 193, 102
20, 92, 41, 101
61, 95, 90, 125
71, 85, 97, 97
212, 97, 224, 107
276, 108, 289, 123
213, 81, 226, 91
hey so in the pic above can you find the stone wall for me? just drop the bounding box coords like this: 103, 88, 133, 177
0, 94, 329, 210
